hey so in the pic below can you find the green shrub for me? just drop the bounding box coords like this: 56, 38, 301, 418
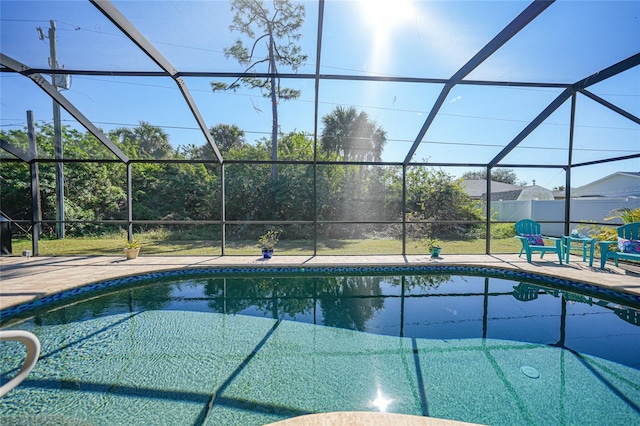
606, 207, 640, 224
579, 223, 617, 243
577, 208, 640, 254
491, 223, 516, 239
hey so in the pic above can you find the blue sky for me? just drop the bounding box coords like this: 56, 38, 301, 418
1, 0, 638, 189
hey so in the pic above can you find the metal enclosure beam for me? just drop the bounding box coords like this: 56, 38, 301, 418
450, 0, 555, 83
489, 88, 574, 167
175, 76, 223, 162
404, 0, 555, 164
90, 0, 176, 75
489, 53, 640, 167
0, 137, 31, 162
91, 0, 224, 164
1, 67, 572, 89
126, 163, 133, 242
579, 89, 640, 125
403, 84, 453, 164
572, 153, 640, 168
28, 111, 41, 255
564, 94, 577, 236
0, 53, 130, 163
485, 170, 492, 254
221, 164, 226, 255
313, 0, 325, 256
573, 53, 640, 90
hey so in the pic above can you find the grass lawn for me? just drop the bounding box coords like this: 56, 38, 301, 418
8, 235, 524, 257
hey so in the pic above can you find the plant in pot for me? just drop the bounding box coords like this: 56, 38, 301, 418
123, 238, 141, 260
258, 229, 281, 259
427, 238, 441, 258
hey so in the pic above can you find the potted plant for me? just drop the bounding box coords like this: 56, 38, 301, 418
427, 238, 441, 258
123, 238, 141, 260
258, 229, 281, 259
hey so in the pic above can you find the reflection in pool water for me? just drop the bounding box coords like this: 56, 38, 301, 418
1, 271, 639, 425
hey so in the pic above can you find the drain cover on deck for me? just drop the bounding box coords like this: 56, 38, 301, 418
521, 366, 540, 379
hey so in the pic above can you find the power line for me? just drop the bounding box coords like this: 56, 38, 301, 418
33, 75, 636, 133
2, 118, 635, 155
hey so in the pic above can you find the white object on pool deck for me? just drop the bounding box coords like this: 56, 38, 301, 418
266, 411, 482, 425
0, 330, 40, 397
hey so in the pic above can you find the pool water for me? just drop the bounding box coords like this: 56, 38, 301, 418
1, 272, 640, 425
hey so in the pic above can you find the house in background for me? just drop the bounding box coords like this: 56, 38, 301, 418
459, 180, 522, 200
459, 180, 554, 201
487, 185, 554, 201
552, 190, 566, 200
461, 173, 640, 236
571, 172, 640, 198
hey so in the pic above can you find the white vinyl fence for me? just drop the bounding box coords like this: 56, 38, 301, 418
491, 197, 640, 237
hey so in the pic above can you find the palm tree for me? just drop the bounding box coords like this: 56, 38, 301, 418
209, 123, 246, 153
321, 106, 387, 162
110, 121, 172, 159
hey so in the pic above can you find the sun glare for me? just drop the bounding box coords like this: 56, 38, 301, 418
360, 0, 414, 29
370, 389, 393, 412
357, 0, 417, 74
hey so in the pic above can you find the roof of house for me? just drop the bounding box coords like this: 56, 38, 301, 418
488, 185, 555, 201
459, 179, 523, 198
488, 190, 522, 201
576, 172, 640, 188
573, 171, 640, 197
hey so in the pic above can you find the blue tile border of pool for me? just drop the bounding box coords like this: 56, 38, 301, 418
2, 265, 639, 321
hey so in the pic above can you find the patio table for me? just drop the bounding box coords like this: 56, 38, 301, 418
562, 234, 595, 267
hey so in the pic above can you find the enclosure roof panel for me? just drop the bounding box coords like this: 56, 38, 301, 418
0, 0, 637, 189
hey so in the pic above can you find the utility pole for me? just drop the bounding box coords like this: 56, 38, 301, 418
38, 20, 69, 238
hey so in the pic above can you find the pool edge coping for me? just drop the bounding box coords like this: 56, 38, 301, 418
2, 263, 639, 324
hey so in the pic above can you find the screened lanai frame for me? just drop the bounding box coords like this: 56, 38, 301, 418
1, 0, 639, 256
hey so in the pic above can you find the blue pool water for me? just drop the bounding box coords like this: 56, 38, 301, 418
1, 267, 640, 425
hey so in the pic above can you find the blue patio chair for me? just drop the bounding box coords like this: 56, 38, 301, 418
514, 219, 563, 265
614, 307, 640, 326
598, 222, 640, 269
512, 283, 540, 301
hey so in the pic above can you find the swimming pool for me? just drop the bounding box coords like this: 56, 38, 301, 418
1, 266, 640, 425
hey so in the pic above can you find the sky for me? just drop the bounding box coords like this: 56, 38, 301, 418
1, 0, 638, 189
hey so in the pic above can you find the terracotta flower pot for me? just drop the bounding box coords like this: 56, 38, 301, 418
124, 247, 140, 260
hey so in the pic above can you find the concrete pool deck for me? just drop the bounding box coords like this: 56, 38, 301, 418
1, 253, 639, 311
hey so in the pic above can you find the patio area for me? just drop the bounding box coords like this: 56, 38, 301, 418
2, 254, 639, 312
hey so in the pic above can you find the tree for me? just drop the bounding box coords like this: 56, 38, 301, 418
321, 106, 387, 162
461, 167, 522, 185
211, 0, 307, 180
110, 121, 172, 160
180, 124, 246, 169
209, 124, 246, 153
1, 124, 127, 236
131, 162, 219, 223
407, 167, 483, 238
318, 276, 384, 331
319, 107, 389, 235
